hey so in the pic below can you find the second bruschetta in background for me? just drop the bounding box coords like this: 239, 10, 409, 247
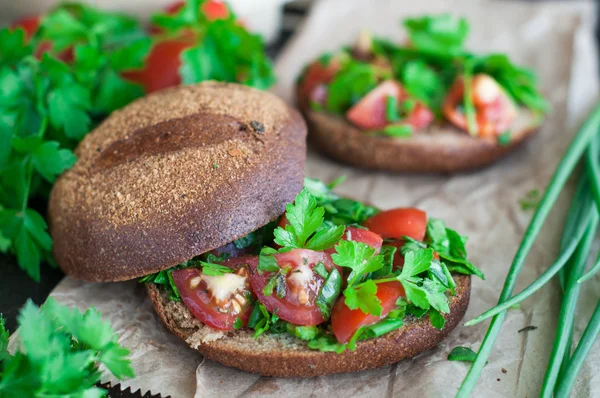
296, 14, 548, 173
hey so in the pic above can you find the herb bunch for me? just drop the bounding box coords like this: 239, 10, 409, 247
0, 299, 134, 397
0, 0, 275, 281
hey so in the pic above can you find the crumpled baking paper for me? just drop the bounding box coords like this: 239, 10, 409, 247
37, 0, 600, 396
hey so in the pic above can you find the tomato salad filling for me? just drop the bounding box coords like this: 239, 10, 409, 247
297, 14, 547, 144
142, 178, 484, 352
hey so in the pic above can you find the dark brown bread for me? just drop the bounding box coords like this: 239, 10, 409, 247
147, 274, 470, 377
299, 100, 540, 173
49, 82, 307, 282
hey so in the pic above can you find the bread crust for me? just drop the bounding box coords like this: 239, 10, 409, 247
298, 98, 540, 173
147, 274, 471, 377
49, 82, 306, 282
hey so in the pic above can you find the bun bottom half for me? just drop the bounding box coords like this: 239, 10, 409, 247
301, 104, 539, 173
147, 274, 471, 378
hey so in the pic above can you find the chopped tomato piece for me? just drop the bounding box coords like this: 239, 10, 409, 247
122, 36, 194, 93
161, 0, 229, 19
11, 15, 40, 39
299, 60, 340, 106
346, 80, 404, 130
362, 208, 427, 241
247, 249, 338, 326
172, 263, 254, 330
331, 281, 405, 343
346, 80, 433, 131
442, 73, 517, 138
336, 227, 383, 253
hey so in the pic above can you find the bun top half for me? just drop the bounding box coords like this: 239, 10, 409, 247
49, 82, 307, 282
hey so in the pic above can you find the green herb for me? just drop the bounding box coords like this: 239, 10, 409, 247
262, 267, 290, 298
379, 124, 412, 137
457, 105, 600, 396
425, 218, 484, 279
199, 261, 233, 276
362, 317, 404, 338
213, 163, 218, 169
400, 60, 445, 110
429, 308, 445, 329
273, 189, 345, 251
233, 318, 242, 330
247, 303, 277, 338
313, 262, 328, 279
315, 268, 343, 319
286, 324, 319, 341
0, 298, 133, 396
385, 95, 399, 122
367, 245, 396, 279
462, 60, 478, 136
519, 189, 541, 211
0, 315, 8, 362
448, 346, 477, 362
332, 240, 383, 287
304, 177, 379, 225
307, 334, 347, 354
153, 1, 274, 90
497, 131, 511, 146
325, 61, 378, 114
344, 279, 382, 316
403, 14, 469, 55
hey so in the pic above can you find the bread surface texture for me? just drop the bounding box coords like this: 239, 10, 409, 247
147, 274, 471, 377
49, 82, 307, 282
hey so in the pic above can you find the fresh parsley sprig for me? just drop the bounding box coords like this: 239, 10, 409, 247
273, 188, 345, 251
0, 298, 134, 397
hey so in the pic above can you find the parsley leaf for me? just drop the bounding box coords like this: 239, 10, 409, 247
0, 315, 9, 362
0, 298, 134, 395
403, 14, 469, 55
325, 61, 378, 114
331, 240, 383, 286
273, 189, 344, 251
344, 279, 382, 316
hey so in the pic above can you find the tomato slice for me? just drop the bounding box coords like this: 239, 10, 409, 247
122, 36, 194, 93
346, 80, 434, 131
247, 249, 337, 326
331, 281, 405, 343
172, 263, 253, 330
362, 208, 427, 241
442, 73, 517, 138
336, 227, 383, 253
299, 60, 340, 106
346, 80, 404, 130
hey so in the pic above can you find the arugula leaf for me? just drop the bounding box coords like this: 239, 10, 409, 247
331, 240, 383, 286
344, 279, 382, 316
0, 298, 133, 396
448, 346, 478, 362
403, 14, 469, 55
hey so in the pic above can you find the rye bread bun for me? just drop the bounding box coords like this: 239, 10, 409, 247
147, 274, 471, 377
49, 82, 306, 282
298, 98, 540, 173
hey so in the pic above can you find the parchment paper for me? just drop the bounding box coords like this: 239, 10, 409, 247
41, 0, 600, 397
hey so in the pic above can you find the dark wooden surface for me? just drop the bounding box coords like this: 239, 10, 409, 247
1, 1, 599, 333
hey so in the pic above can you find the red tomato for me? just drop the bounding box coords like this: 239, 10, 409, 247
346, 80, 404, 130
362, 208, 427, 241
299, 60, 340, 106
172, 263, 254, 330
331, 280, 405, 343
247, 249, 337, 326
162, 0, 229, 20
336, 227, 383, 253
122, 36, 194, 93
346, 80, 434, 131
442, 73, 517, 138
11, 15, 40, 39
